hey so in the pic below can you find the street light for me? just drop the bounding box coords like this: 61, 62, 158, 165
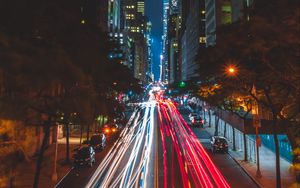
229, 68, 235, 73
226, 65, 237, 76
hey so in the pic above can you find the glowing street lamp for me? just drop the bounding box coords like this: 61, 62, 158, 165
228, 67, 235, 73
226, 65, 237, 76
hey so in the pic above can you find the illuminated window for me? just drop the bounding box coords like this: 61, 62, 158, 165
137, 1, 145, 15
125, 14, 135, 20
126, 5, 135, 9
199, 37, 206, 43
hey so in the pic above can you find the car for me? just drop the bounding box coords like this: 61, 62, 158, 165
191, 116, 205, 127
102, 124, 118, 135
73, 145, 95, 167
90, 133, 106, 151
210, 136, 229, 153
188, 113, 198, 122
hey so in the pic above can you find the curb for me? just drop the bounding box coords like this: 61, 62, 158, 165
227, 151, 263, 188
54, 167, 74, 188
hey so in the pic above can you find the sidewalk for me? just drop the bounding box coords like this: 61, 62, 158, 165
10, 138, 79, 188
204, 113, 297, 188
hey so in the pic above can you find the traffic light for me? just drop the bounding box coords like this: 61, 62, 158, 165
178, 81, 186, 88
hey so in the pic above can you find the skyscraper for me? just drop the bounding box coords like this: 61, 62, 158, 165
123, 0, 149, 83
167, 0, 181, 84
146, 21, 154, 82
108, 0, 122, 32
180, 0, 205, 81
161, 0, 169, 83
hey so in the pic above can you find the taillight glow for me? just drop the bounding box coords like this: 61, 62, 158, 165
157, 99, 230, 188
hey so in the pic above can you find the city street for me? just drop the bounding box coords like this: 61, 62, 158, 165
0, 0, 298, 188
56, 96, 259, 188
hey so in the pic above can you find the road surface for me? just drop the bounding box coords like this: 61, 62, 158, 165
58, 97, 259, 188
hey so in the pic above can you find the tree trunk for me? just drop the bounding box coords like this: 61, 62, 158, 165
243, 133, 248, 161
33, 124, 51, 188
35, 127, 41, 155
224, 122, 227, 137
94, 121, 98, 133
86, 123, 90, 141
214, 116, 219, 136
9, 168, 14, 188
273, 114, 281, 188
101, 116, 105, 127
232, 126, 236, 151
79, 124, 83, 145
65, 122, 70, 162
208, 110, 211, 127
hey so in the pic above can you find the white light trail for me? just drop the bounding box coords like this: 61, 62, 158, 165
86, 99, 156, 188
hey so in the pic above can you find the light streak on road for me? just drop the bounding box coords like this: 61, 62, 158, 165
158, 100, 230, 188
86, 99, 156, 188
86, 91, 230, 188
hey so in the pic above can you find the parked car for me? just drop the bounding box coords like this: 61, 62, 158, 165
102, 124, 118, 135
90, 133, 106, 151
191, 116, 205, 127
188, 113, 198, 122
73, 145, 95, 167
210, 136, 229, 153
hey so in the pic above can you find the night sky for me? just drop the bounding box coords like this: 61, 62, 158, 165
146, 0, 163, 81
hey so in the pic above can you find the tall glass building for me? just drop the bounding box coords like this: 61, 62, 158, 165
161, 0, 169, 83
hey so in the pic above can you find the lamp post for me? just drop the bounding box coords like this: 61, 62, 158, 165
226, 65, 262, 178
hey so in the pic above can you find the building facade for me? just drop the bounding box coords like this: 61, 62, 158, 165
179, 0, 205, 81
123, 0, 150, 83
205, 0, 245, 46
81, 0, 152, 83
161, 0, 170, 83
167, 0, 181, 84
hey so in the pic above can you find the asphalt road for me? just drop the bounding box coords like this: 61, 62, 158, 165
56, 101, 259, 188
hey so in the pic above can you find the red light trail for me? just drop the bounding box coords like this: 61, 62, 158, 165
157, 99, 230, 188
